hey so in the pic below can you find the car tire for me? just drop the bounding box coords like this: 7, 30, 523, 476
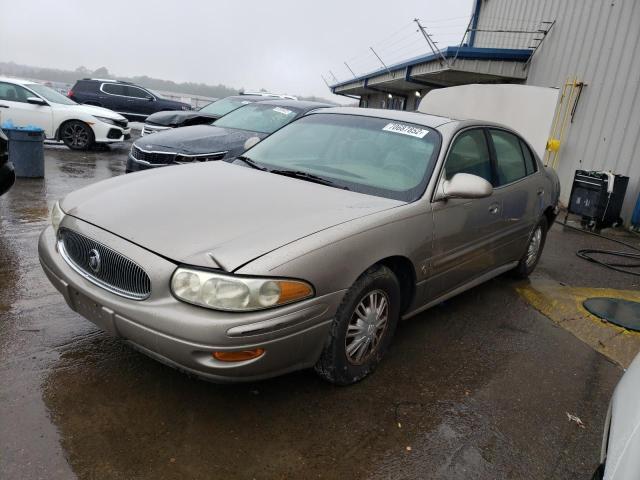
314, 265, 401, 385
511, 216, 548, 279
60, 120, 95, 150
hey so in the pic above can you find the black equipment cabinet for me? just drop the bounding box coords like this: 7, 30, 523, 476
567, 170, 629, 230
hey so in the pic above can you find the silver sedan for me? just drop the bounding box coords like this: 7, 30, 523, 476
39, 107, 560, 384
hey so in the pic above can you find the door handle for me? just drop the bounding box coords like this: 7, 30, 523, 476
537, 188, 544, 196
488, 204, 500, 215
0, 104, 9, 108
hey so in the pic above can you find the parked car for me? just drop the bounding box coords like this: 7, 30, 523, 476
0, 128, 14, 196
126, 100, 330, 172
141, 95, 272, 136
39, 107, 560, 385
592, 353, 640, 480
68, 79, 191, 121
0, 77, 130, 150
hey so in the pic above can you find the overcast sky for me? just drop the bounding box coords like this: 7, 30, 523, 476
0, 0, 472, 102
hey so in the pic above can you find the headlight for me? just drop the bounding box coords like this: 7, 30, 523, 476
171, 268, 313, 311
93, 116, 118, 126
51, 201, 65, 234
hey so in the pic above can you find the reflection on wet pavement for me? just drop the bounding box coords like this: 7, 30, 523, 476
0, 136, 623, 479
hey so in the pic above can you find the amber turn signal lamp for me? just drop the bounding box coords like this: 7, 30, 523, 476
212, 348, 265, 362
276, 281, 313, 305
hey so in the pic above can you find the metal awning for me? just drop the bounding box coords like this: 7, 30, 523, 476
331, 47, 532, 97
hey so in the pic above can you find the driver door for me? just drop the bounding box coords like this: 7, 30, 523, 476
427, 128, 503, 300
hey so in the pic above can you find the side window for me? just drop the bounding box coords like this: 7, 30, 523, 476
125, 86, 152, 99
489, 129, 527, 186
445, 129, 492, 183
0, 82, 31, 103
520, 140, 537, 175
102, 83, 126, 96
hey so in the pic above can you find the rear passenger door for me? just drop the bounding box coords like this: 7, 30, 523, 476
123, 86, 156, 116
100, 83, 130, 115
429, 128, 503, 300
487, 128, 542, 263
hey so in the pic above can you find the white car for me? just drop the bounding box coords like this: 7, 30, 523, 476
0, 77, 131, 150
593, 352, 640, 479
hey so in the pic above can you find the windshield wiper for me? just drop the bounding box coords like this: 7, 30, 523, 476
235, 155, 267, 171
269, 169, 348, 189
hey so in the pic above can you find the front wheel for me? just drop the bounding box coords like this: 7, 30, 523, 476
60, 121, 95, 150
314, 265, 401, 385
512, 216, 548, 278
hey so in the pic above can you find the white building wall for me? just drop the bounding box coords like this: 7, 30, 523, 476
474, 0, 640, 222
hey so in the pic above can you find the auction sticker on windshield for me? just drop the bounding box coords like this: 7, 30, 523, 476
273, 107, 293, 115
382, 123, 429, 138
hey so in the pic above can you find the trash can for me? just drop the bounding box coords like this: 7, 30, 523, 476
3, 125, 45, 178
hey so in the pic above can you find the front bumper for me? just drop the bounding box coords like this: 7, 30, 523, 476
91, 122, 131, 144
38, 220, 342, 382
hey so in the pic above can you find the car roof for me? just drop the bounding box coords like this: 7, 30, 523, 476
253, 99, 333, 110
0, 77, 34, 86
311, 107, 455, 128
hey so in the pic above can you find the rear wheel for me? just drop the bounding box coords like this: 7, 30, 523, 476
314, 265, 401, 385
512, 216, 548, 278
60, 121, 94, 150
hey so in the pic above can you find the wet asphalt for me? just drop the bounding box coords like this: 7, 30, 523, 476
0, 135, 636, 479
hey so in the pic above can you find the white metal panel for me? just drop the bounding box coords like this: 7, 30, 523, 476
418, 84, 559, 160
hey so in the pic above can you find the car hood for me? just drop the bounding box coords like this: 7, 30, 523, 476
146, 110, 219, 127
60, 161, 403, 271
59, 103, 127, 121
605, 353, 640, 479
133, 124, 264, 156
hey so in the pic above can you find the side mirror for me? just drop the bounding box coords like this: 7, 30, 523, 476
145, 95, 154, 101
439, 173, 493, 200
243, 136, 261, 150
26, 97, 47, 106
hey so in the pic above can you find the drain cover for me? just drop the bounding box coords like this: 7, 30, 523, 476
583, 297, 640, 331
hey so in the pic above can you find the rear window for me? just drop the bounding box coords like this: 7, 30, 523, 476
102, 83, 127, 96
73, 81, 93, 92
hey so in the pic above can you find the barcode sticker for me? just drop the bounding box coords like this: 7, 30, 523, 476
382, 123, 429, 138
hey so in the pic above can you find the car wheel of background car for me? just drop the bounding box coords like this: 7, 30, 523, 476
60, 120, 95, 150
314, 265, 401, 385
511, 216, 548, 279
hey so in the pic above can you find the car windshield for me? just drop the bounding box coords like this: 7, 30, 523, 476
239, 113, 441, 202
26, 83, 76, 105
200, 97, 254, 116
213, 103, 300, 134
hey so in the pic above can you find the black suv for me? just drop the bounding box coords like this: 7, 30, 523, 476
68, 79, 191, 121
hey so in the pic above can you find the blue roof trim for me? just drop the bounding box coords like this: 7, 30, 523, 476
330, 46, 532, 90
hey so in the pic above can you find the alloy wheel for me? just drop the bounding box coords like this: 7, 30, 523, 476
61, 123, 90, 149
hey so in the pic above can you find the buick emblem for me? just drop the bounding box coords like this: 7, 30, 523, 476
88, 249, 101, 273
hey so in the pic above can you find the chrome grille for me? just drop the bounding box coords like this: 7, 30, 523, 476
58, 228, 151, 300
131, 145, 175, 165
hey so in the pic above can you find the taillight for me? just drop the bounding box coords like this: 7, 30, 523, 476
67, 89, 74, 98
